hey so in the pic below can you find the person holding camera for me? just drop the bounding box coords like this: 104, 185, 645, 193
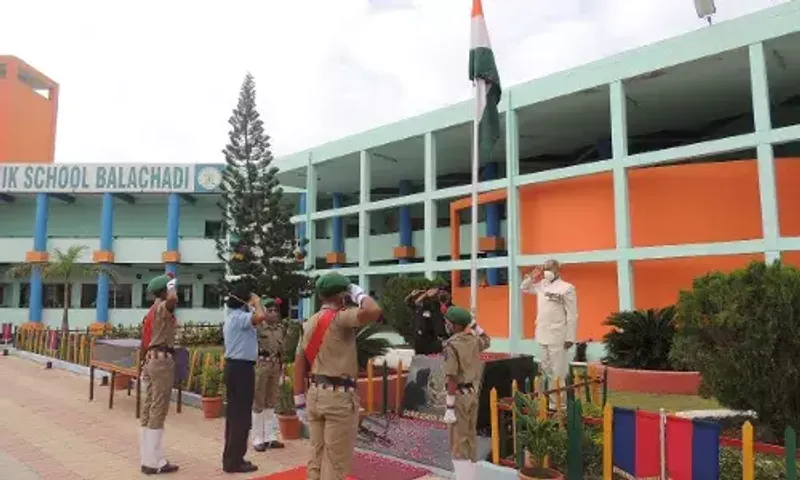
221, 284, 266, 474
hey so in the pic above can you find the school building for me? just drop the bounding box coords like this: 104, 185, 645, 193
2, 3, 800, 353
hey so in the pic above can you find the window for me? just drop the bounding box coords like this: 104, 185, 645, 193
177, 285, 192, 308
0, 284, 9, 307
202, 284, 223, 309
141, 284, 152, 307
19, 284, 30, 308
205, 221, 224, 239
111, 284, 133, 308
44, 284, 67, 308
81, 283, 98, 308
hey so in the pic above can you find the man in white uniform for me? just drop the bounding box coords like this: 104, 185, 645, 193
520, 259, 578, 409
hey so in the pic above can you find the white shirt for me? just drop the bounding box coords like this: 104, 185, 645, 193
520, 276, 578, 346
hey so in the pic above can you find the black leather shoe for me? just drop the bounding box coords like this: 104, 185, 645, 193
265, 441, 285, 449
141, 463, 179, 475
223, 461, 258, 474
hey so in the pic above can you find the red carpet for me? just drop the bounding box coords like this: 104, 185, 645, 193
250, 451, 429, 480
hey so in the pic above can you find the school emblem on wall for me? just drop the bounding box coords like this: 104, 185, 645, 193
196, 166, 222, 191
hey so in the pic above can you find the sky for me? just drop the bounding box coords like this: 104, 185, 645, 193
0, 0, 789, 165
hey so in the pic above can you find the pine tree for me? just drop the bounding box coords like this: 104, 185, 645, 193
215, 73, 311, 307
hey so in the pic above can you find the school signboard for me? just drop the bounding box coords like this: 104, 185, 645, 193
0, 163, 226, 193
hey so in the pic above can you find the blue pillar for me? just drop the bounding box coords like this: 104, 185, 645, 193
297, 193, 307, 320
166, 193, 180, 275
482, 163, 501, 286
29, 193, 49, 323
96, 193, 114, 324
398, 180, 412, 265
332, 193, 344, 269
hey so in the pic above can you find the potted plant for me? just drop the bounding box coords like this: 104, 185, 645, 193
201, 362, 223, 419
356, 323, 393, 420
513, 393, 565, 480
276, 364, 302, 440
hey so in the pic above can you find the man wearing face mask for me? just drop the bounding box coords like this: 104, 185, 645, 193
221, 284, 266, 474
520, 259, 578, 410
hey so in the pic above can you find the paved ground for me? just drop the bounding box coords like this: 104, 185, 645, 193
0, 355, 445, 480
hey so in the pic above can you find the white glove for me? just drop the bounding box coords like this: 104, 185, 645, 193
167, 278, 177, 291
468, 317, 484, 336
443, 408, 457, 424
347, 284, 366, 306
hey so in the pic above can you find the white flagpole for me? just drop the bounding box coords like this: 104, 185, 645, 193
470, 81, 484, 315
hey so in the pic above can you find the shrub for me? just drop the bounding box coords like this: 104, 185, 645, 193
602, 307, 677, 371
282, 320, 302, 363
671, 261, 800, 441
356, 323, 393, 370
378, 275, 447, 344
201, 362, 223, 397
276, 364, 295, 415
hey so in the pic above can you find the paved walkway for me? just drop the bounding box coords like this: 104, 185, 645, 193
0, 355, 445, 480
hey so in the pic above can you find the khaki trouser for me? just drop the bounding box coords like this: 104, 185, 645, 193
449, 393, 479, 461
539, 343, 568, 407
253, 360, 281, 412
306, 385, 360, 480
140, 356, 175, 429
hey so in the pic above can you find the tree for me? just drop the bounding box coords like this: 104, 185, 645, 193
6, 245, 118, 334
215, 73, 311, 305
670, 261, 800, 441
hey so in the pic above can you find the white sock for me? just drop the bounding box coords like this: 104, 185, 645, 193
264, 409, 277, 442
251, 411, 265, 446
149, 429, 167, 469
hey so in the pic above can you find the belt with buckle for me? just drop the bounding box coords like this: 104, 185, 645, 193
457, 382, 475, 394
309, 374, 357, 392
146, 350, 173, 360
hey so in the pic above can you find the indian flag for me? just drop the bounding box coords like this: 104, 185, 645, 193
469, 0, 502, 163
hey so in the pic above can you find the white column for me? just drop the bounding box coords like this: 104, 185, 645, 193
749, 43, 780, 264
611, 80, 634, 311
359, 150, 372, 286
505, 94, 522, 353
304, 158, 318, 314
424, 132, 438, 280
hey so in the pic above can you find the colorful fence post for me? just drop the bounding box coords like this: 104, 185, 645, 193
566, 399, 583, 480
395, 359, 404, 415
511, 379, 519, 465
490, 387, 499, 464
381, 362, 389, 415
603, 403, 613, 480
366, 359, 374, 415
742, 421, 754, 480
786, 426, 797, 480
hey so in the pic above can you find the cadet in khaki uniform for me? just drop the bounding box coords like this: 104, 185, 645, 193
520, 259, 578, 409
293, 272, 382, 480
441, 306, 491, 480
252, 297, 286, 451
139, 273, 180, 475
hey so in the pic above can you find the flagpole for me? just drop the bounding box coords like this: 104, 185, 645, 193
470, 81, 483, 316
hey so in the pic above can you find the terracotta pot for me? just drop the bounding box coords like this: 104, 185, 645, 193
113, 374, 130, 390
518, 466, 564, 480
201, 396, 223, 419
278, 413, 302, 440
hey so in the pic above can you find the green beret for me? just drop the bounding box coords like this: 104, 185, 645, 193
445, 306, 472, 326
315, 272, 350, 298
262, 297, 278, 308
147, 274, 170, 293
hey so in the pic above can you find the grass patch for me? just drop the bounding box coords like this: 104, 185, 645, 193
606, 391, 720, 412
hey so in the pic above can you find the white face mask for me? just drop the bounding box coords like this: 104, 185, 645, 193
543, 270, 556, 282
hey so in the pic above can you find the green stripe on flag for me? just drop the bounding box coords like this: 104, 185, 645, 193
469, 46, 502, 163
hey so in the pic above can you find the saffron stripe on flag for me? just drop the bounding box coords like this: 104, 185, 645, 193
635, 410, 661, 478
692, 419, 721, 480
612, 407, 636, 476
666, 416, 694, 480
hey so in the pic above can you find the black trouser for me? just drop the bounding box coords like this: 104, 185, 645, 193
223, 358, 255, 470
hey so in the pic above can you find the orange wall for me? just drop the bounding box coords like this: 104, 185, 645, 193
519, 173, 616, 254
628, 160, 763, 246
632, 254, 764, 310
776, 158, 800, 237
0, 56, 58, 163
452, 286, 509, 338
781, 251, 800, 268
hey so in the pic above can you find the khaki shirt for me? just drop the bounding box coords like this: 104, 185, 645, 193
149, 299, 177, 348
521, 277, 578, 345
442, 331, 491, 386
257, 321, 285, 357
298, 307, 360, 379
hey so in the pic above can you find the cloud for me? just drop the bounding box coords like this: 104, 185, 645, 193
0, 0, 788, 164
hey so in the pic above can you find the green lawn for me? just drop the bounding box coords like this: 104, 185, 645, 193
606, 390, 720, 412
